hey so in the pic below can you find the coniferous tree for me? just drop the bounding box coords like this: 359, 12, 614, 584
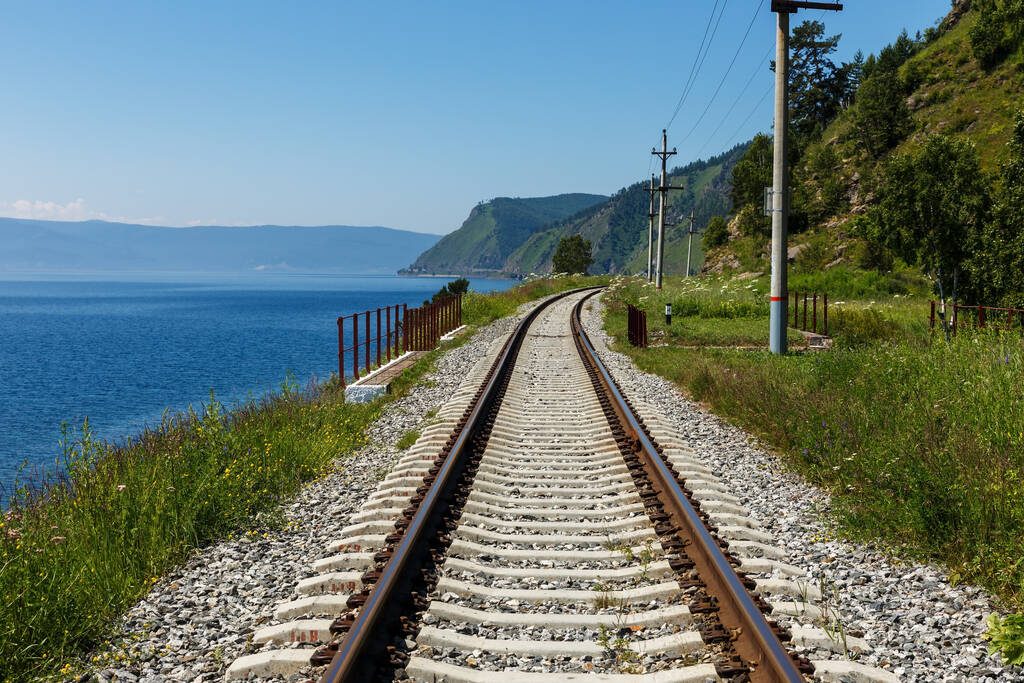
787, 21, 847, 140
851, 69, 914, 157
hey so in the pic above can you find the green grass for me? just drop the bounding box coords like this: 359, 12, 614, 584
395, 428, 420, 451
607, 275, 804, 348
604, 277, 1024, 606
0, 276, 594, 681
0, 376, 381, 680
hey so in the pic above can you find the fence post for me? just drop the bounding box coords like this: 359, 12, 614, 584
352, 314, 359, 381
458, 294, 462, 327
364, 311, 371, 375
338, 317, 345, 387
802, 293, 808, 331
979, 305, 985, 329
376, 308, 382, 368
823, 293, 828, 336
386, 306, 392, 362
930, 301, 935, 332
812, 293, 818, 333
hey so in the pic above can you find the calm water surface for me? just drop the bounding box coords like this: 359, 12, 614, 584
0, 273, 514, 491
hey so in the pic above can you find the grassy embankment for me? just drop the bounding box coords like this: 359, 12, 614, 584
604, 270, 1024, 606
0, 274, 606, 682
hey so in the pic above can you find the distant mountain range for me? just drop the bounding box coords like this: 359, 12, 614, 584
0, 218, 440, 274
400, 194, 607, 276
400, 145, 747, 278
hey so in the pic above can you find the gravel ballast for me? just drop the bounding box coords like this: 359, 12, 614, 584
78, 292, 1017, 683
579, 295, 1016, 683
77, 311, 525, 683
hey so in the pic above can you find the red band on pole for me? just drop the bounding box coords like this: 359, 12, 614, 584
769, 296, 787, 301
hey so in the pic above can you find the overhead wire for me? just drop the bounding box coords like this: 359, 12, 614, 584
673, 0, 766, 149
665, 0, 726, 132
694, 45, 773, 159
710, 7, 832, 152
645, 0, 725, 185
723, 83, 774, 149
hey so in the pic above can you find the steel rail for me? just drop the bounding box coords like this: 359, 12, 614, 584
318, 286, 602, 683
569, 291, 806, 683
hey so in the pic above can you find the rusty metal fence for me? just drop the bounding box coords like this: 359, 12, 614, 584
627, 303, 648, 348
931, 301, 1024, 336
337, 295, 462, 386
790, 291, 828, 335
404, 295, 462, 351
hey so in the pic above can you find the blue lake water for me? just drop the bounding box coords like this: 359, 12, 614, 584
0, 273, 515, 492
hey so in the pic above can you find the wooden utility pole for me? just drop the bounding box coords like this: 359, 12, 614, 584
685, 210, 696, 277
769, 0, 842, 354
644, 175, 656, 281
651, 129, 681, 289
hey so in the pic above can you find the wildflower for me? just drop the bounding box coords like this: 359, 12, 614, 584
117, 484, 127, 491
50, 536, 66, 543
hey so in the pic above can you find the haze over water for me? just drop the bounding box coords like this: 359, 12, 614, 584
0, 273, 514, 492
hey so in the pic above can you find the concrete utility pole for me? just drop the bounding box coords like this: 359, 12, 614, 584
768, 0, 843, 354
685, 210, 696, 277
651, 130, 678, 289
645, 175, 657, 281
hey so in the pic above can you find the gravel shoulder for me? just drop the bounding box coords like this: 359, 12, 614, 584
76, 310, 528, 683
77, 292, 1017, 683
580, 294, 1015, 683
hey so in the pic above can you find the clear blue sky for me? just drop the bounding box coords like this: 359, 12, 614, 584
0, 1, 949, 234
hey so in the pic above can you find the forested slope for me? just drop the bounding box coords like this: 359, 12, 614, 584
707, 0, 1024, 306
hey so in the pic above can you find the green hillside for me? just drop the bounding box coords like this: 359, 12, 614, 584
505, 143, 747, 276
707, 0, 1024, 305
400, 193, 606, 276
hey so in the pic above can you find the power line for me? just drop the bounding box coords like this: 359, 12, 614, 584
665, 0, 726, 132
724, 83, 774, 148
690, 7, 830, 159
674, 0, 766, 148
694, 45, 773, 158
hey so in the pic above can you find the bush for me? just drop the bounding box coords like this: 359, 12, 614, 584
702, 215, 729, 250
829, 306, 906, 347
970, 1, 1016, 69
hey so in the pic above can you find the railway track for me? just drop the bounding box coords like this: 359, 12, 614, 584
227, 289, 897, 683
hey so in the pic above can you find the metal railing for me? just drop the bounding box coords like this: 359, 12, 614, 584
790, 291, 828, 335
627, 304, 648, 348
404, 295, 462, 352
337, 295, 462, 386
931, 301, 1024, 336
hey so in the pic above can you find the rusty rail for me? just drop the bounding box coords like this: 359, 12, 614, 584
626, 303, 648, 347
571, 291, 807, 682
790, 290, 828, 335
931, 300, 1024, 336
317, 287, 805, 682
337, 294, 462, 386
316, 287, 590, 683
